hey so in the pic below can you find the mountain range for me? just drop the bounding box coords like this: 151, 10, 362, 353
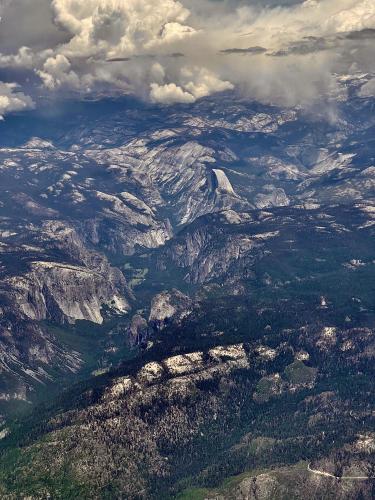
0, 74, 374, 499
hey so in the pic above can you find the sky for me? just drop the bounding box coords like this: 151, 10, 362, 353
0, 0, 375, 118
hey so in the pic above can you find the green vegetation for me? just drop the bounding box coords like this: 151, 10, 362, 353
1, 206, 375, 498
284, 361, 317, 385
128, 267, 149, 288
176, 487, 211, 500
254, 376, 279, 403
0, 445, 90, 499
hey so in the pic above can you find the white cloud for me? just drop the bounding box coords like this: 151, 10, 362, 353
149, 67, 233, 103
0, 82, 35, 119
36, 54, 81, 90
26, 0, 231, 103
51, 0, 196, 58
0, 46, 35, 69
181, 67, 234, 99
0, 46, 53, 69
150, 83, 195, 104
1, 0, 375, 108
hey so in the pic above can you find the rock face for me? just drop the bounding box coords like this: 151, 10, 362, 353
149, 289, 193, 330
127, 290, 193, 347
211, 169, 237, 197
82, 140, 249, 228
0, 220, 131, 402
0, 318, 82, 401
6, 261, 128, 325
158, 201, 375, 286
78, 194, 173, 256
255, 187, 290, 209
106, 343, 249, 391
128, 314, 149, 345
0, 221, 130, 325
159, 210, 280, 284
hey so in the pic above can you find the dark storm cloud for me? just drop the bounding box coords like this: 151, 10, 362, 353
106, 58, 132, 63
345, 28, 375, 40
270, 37, 336, 57
220, 46, 267, 54
269, 28, 375, 58
0, 0, 68, 53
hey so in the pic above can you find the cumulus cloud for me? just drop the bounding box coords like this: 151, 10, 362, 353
150, 83, 195, 104
0, 0, 375, 108
35, 0, 209, 102
50, 0, 195, 58
0, 46, 53, 69
150, 67, 233, 103
36, 54, 81, 90
0, 82, 35, 119
181, 67, 234, 99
